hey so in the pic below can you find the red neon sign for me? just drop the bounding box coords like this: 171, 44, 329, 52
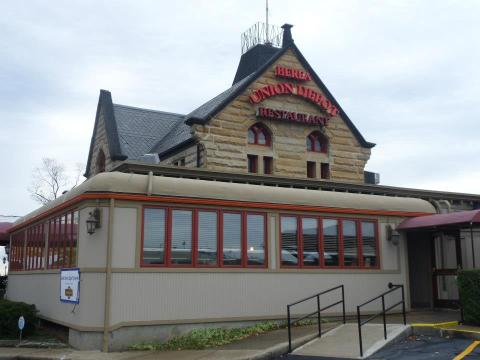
275, 66, 312, 81
257, 107, 329, 126
249, 83, 339, 117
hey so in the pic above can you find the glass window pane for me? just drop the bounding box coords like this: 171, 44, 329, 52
223, 213, 242, 266
302, 218, 319, 266
362, 222, 377, 267
343, 220, 358, 266
197, 211, 218, 266
315, 137, 321, 152
323, 219, 339, 266
171, 210, 193, 265
247, 214, 265, 266
248, 129, 255, 144
258, 130, 266, 145
281, 217, 298, 266
306, 136, 313, 151
72, 212, 78, 267
143, 208, 166, 265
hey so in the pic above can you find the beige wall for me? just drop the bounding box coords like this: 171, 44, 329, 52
78, 207, 109, 268
193, 49, 371, 182
7, 272, 106, 330
7, 199, 410, 332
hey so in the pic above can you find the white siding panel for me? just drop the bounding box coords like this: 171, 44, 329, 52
112, 207, 137, 269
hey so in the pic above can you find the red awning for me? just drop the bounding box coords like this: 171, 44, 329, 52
397, 209, 480, 231
0, 222, 12, 245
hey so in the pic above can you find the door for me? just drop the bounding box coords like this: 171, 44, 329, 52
432, 231, 462, 308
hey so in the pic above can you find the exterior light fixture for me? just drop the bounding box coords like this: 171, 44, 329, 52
86, 208, 101, 235
387, 225, 400, 245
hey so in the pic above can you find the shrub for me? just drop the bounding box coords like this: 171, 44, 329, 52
0, 299, 39, 338
457, 269, 480, 325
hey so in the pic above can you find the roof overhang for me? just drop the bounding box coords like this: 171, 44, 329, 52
397, 209, 480, 231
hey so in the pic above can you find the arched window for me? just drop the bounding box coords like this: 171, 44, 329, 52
306, 132, 328, 153
96, 149, 106, 173
248, 123, 271, 146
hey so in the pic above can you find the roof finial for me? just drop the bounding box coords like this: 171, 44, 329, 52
281, 23, 293, 48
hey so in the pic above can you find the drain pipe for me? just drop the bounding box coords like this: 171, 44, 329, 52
102, 198, 115, 352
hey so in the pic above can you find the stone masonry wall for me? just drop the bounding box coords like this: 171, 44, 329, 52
192, 49, 371, 182
88, 108, 121, 177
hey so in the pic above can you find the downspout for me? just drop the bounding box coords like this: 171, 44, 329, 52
102, 198, 115, 352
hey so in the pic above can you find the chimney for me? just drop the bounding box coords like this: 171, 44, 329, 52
281, 24, 294, 48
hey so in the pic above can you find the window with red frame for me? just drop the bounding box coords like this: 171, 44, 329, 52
321, 163, 330, 179
248, 154, 258, 173
47, 210, 79, 269
263, 156, 273, 175
306, 131, 328, 153
25, 223, 46, 271
10, 231, 25, 271
142, 207, 267, 268
280, 215, 378, 269
307, 161, 316, 178
248, 123, 271, 146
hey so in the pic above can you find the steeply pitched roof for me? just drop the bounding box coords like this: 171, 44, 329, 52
150, 116, 193, 156
113, 104, 184, 159
185, 25, 375, 149
232, 44, 281, 85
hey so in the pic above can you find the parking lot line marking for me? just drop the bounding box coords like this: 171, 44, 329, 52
453, 340, 480, 360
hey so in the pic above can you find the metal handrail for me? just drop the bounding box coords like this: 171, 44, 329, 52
356, 282, 406, 357
287, 284, 346, 353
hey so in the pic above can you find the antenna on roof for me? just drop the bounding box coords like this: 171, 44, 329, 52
265, 0, 269, 44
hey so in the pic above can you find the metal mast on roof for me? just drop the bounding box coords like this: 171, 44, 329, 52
266, 0, 269, 44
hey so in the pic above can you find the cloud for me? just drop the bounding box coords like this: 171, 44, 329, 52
0, 0, 479, 218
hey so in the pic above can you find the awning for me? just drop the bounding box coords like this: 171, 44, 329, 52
0, 222, 12, 246
397, 209, 480, 231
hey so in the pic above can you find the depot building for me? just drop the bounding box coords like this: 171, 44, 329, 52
6, 24, 480, 351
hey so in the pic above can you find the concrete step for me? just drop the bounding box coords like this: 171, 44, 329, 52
292, 323, 410, 359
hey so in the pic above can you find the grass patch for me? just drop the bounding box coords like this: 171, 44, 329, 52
129, 318, 328, 351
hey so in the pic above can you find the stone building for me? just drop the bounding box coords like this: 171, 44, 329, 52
85, 24, 374, 184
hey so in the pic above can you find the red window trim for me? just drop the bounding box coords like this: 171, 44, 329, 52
248, 123, 271, 146
247, 154, 258, 174
307, 131, 328, 153
141, 206, 268, 269
279, 214, 380, 270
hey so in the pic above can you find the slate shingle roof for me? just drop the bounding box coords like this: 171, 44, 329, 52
112, 104, 184, 160
86, 26, 374, 176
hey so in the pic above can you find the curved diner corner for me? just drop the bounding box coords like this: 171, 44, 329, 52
6, 172, 436, 351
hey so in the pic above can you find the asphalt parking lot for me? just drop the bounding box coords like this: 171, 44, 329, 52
277, 334, 480, 360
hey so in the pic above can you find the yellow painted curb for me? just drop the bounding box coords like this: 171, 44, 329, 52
411, 321, 459, 328
453, 340, 480, 360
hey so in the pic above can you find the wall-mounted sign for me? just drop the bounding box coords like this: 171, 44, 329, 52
249, 83, 339, 117
60, 268, 80, 304
257, 107, 329, 126
275, 66, 312, 81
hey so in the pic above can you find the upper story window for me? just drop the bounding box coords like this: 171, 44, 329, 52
306, 131, 328, 153
248, 123, 271, 146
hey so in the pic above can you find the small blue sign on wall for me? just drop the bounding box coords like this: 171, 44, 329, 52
60, 268, 80, 304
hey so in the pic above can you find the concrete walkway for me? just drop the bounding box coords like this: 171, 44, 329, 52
0, 323, 337, 360
293, 324, 409, 359
0, 311, 466, 360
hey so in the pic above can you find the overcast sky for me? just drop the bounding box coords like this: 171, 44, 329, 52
0, 0, 479, 221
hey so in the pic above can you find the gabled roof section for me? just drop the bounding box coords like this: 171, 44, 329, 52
184, 24, 375, 149
113, 104, 184, 159
85, 90, 127, 177
150, 116, 193, 157
85, 90, 189, 177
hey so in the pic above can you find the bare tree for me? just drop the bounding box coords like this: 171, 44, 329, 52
29, 158, 85, 205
